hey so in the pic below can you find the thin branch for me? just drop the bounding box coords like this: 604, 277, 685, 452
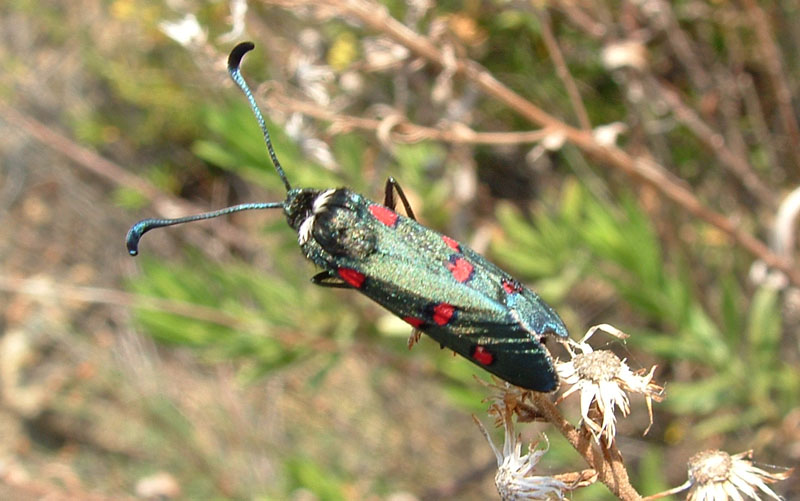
641, 481, 693, 500
531, 393, 642, 500
551, 0, 607, 40
268, 92, 556, 145
316, 0, 800, 286
737, 72, 781, 176
532, 5, 592, 130
643, 0, 712, 91
0, 274, 252, 331
723, 19, 782, 175
0, 470, 133, 501
646, 76, 774, 207
0, 102, 261, 257
741, 0, 800, 169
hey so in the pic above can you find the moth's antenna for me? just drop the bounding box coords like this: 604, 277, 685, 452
126, 202, 284, 256
228, 41, 292, 193
126, 42, 296, 257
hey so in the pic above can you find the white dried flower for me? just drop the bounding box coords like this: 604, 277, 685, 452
684, 449, 793, 501
593, 122, 628, 146
159, 14, 207, 47
285, 113, 338, 171
602, 40, 648, 71
557, 325, 663, 445
526, 130, 567, 165
474, 413, 568, 500
291, 55, 334, 107
362, 37, 410, 70
217, 0, 247, 43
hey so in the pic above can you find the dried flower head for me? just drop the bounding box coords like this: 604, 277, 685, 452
362, 37, 410, 71
557, 324, 663, 445
285, 113, 338, 171
601, 40, 648, 71
289, 55, 334, 107
159, 14, 207, 48
678, 449, 794, 501
474, 412, 568, 500
479, 378, 539, 426
217, 0, 247, 43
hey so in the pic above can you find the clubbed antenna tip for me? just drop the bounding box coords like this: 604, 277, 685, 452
228, 41, 255, 71
125, 42, 292, 257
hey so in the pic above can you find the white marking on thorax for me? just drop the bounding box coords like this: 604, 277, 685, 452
298, 189, 337, 246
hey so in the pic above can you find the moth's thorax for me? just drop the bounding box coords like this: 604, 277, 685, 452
289, 188, 377, 263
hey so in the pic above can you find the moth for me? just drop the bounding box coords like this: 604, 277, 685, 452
127, 42, 568, 392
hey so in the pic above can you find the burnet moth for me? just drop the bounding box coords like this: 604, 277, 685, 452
127, 42, 569, 392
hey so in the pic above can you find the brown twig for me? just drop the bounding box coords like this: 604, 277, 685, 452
553, 468, 598, 487
531, 392, 642, 500
642, 0, 712, 91
552, 0, 607, 40
268, 92, 556, 145
722, 18, 782, 175
646, 76, 774, 207
306, 0, 800, 286
531, 5, 592, 130
737, 72, 781, 176
741, 0, 800, 169
0, 274, 344, 356
0, 102, 263, 258
0, 274, 252, 331
0, 469, 133, 501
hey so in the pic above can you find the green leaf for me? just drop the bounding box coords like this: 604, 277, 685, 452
286, 457, 347, 501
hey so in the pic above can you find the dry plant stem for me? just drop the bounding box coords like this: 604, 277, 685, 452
531, 392, 642, 500
552, 0, 607, 39
645, 0, 711, 91
641, 483, 691, 500
0, 274, 342, 355
738, 73, 781, 174
531, 5, 591, 130
741, 0, 800, 168
553, 468, 597, 486
0, 468, 133, 501
269, 93, 554, 144
315, 0, 800, 286
723, 25, 782, 173
647, 77, 774, 207
0, 102, 256, 257
0, 274, 248, 331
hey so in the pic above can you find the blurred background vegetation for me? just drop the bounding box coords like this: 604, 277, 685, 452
1, 0, 798, 499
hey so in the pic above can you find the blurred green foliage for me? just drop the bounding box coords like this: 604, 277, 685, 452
494, 178, 799, 437
12, 0, 789, 497
128, 92, 799, 496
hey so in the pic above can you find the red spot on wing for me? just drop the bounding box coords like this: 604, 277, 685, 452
502, 277, 523, 294
403, 316, 424, 328
446, 256, 474, 283
337, 268, 366, 288
472, 346, 494, 365
441, 235, 461, 251
432, 303, 455, 326
369, 204, 399, 227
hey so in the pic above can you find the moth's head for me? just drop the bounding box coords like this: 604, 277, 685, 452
284, 188, 321, 231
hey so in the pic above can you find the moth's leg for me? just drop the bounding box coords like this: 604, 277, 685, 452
383, 177, 417, 221
407, 329, 423, 349
384, 177, 421, 343
310, 270, 352, 288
